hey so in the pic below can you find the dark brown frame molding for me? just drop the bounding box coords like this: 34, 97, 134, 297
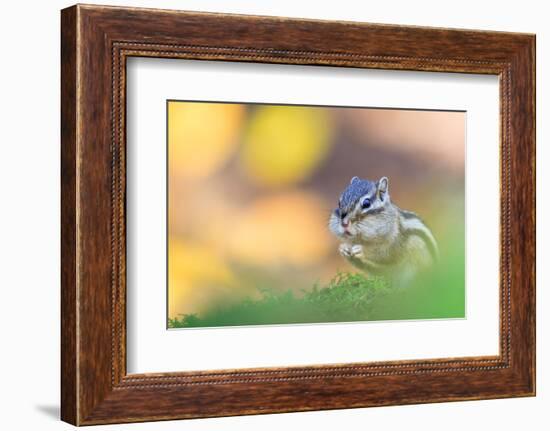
61, 4, 536, 425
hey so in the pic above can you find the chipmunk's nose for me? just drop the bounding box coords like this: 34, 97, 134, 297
340, 211, 349, 227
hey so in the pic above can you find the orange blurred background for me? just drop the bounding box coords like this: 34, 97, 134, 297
168, 101, 465, 319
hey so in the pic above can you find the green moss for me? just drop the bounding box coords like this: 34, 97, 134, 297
168, 272, 390, 328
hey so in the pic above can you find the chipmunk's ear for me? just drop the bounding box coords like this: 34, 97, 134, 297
377, 177, 389, 199
350, 176, 360, 185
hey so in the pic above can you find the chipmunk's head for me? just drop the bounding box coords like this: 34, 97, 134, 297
329, 176, 391, 240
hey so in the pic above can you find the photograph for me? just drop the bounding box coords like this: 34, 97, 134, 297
167, 100, 466, 329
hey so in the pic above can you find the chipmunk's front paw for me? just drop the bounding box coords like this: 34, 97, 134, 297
339, 243, 364, 259
350, 245, 364, 259
339, 243, 353, 258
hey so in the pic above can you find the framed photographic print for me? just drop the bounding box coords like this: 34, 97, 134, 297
61, 4, 536, 425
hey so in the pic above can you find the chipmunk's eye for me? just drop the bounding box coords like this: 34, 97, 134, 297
361, 198, 371, 209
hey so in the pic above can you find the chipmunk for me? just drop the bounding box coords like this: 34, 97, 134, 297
329, 176, 438, 284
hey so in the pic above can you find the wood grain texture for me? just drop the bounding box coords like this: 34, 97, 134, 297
60, 4, 535, 425
60, 5, 78, 425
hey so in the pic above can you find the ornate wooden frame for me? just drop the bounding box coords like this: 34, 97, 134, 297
61, 4, 535, 425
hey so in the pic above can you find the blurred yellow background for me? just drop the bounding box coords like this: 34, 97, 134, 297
168, 101, 465, 319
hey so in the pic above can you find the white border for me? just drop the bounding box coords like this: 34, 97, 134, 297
126, 58, 500, 374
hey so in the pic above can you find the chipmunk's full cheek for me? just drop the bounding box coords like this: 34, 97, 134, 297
354, 217, 374, 240
329, 212, 345, 237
